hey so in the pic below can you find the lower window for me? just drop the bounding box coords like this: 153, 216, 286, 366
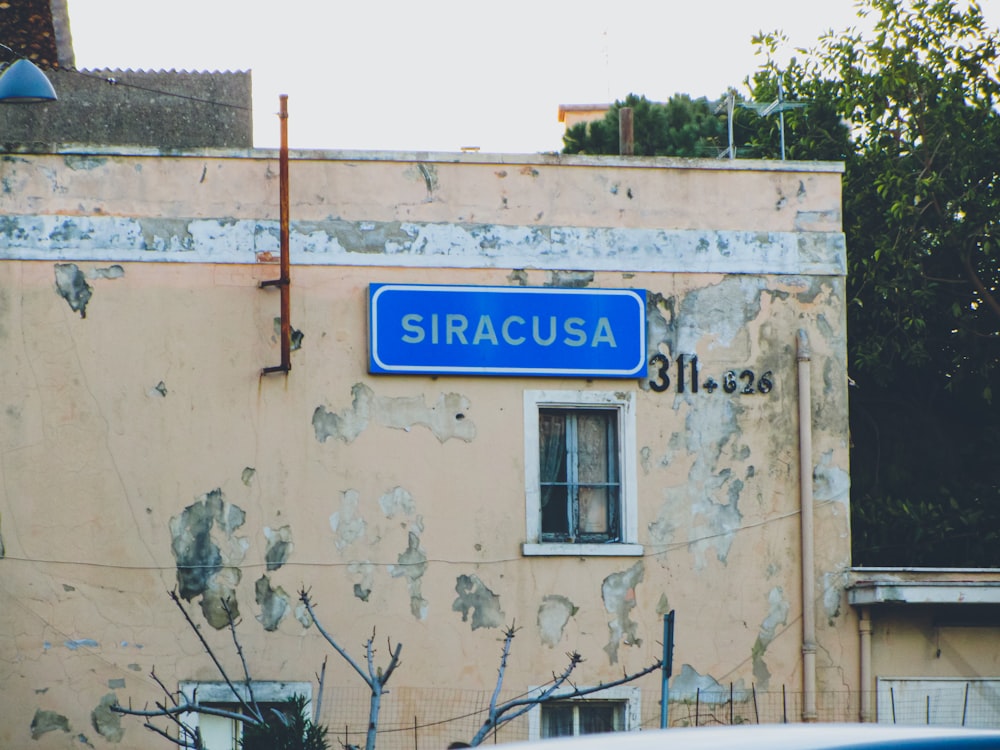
541, 699, 625, 737
527, 686, 641, 739
180, 681, 313, 750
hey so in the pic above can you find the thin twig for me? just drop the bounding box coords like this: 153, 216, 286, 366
221, 596, 261, 721
142, 720, 193, 748
167, 590, 257, 720
299, 589, 373, 687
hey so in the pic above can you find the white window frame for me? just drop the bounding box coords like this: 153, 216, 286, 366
179, 680, 313, 750
523, 390, 641, 556
526, 685, 642, 740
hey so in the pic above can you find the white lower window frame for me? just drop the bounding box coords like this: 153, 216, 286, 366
523, 390, 641, 557
526, 685, 642, 740
179, 680, 313, 750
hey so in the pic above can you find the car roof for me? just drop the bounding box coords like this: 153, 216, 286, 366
498, 724, 1000, 750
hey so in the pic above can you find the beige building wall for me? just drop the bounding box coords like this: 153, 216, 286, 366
558, 104, 611, 131
0, 148, 854, 748
849, 569, 1000, 726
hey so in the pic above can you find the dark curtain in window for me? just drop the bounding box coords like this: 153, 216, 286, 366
539, 410, 566, 512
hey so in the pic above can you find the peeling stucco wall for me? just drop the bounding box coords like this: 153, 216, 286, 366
312, 383, 475, 444
537, 595, 577, 648
602, 563, 645, 664
389, 530, 429, 620
0, 149, 856, 746
752, 587, 791, 687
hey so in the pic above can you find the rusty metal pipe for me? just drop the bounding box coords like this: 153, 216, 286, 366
262, 94, 291, 375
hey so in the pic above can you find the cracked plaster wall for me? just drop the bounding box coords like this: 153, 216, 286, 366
0, 150, 855, 746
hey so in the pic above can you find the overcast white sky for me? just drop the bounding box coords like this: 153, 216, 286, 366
67, 0, 1000, 153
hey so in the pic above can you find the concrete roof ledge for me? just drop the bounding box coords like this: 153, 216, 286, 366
0, 142, 846, 173
848, 568, 1000, 606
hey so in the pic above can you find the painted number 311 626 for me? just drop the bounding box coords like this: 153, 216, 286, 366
648, 354, 774, 396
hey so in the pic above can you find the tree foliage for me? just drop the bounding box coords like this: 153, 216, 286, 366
752, 0, 1000, 565
562, 93, 727, 157
560, 1, 1000, 566
241, 695, 329, 750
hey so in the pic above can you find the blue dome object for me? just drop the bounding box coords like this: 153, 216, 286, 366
0, 58, 57, 103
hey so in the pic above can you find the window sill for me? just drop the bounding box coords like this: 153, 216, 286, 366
522, 542, 644, 557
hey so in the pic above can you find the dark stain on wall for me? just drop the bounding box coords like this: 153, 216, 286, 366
91, 693, 124, 742
264, 526, 293, 571
354, 583, 371, 602
254, 574, 290, 632
170, 496, 224, 600
168, 489, 246, 629
272, 317, 304, 351
452, 574, 504, 630
545, 270, 594, 288
30, 708, 71, 739
53, 263, 92, 318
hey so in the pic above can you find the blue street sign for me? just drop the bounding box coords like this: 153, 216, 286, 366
369, 283, 646, 377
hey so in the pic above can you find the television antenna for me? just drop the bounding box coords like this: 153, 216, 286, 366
741, 80, 808, 160
718, 80, 807, 160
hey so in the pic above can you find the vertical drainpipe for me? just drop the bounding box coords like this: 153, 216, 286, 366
797, 329, 818, 721
859, 606, 873, 722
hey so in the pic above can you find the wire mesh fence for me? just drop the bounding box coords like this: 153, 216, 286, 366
314, 684, 1000, 750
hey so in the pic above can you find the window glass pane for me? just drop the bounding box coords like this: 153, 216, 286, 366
541, 704, 575, 738
541, 484, 570, 537
538, 407, 623, 542
578, 702, 624, 735
198, 713, 239, 750
576, 412, 610, 484
578, 486, 609, 534
539, 411, 569, 538
539, 410, 567, 486
577, 410, 616, 536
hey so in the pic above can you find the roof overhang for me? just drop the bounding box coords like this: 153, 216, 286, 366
848, 569, 1000, 606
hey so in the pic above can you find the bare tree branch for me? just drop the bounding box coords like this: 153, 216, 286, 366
166, 590, 258, 721
469, 621, 663, 746
300, 589, 372, 686
142, 719, 194, 748
221, 596, 261, 723
299, 587, 402, 750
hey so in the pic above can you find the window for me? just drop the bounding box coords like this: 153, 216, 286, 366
527, 686, 641, 740
539, 408, 620, 542
542, 700, 624, 737
179, 681, 312, 750
524, 391, 641, 556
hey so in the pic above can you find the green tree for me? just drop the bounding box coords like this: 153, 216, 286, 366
562, 93, 727, 157
242, 695, 329, 750
750, 0, 1000, 566
560, 1, 1000, 566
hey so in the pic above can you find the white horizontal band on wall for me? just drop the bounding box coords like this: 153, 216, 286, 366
0, 214, 846, 276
